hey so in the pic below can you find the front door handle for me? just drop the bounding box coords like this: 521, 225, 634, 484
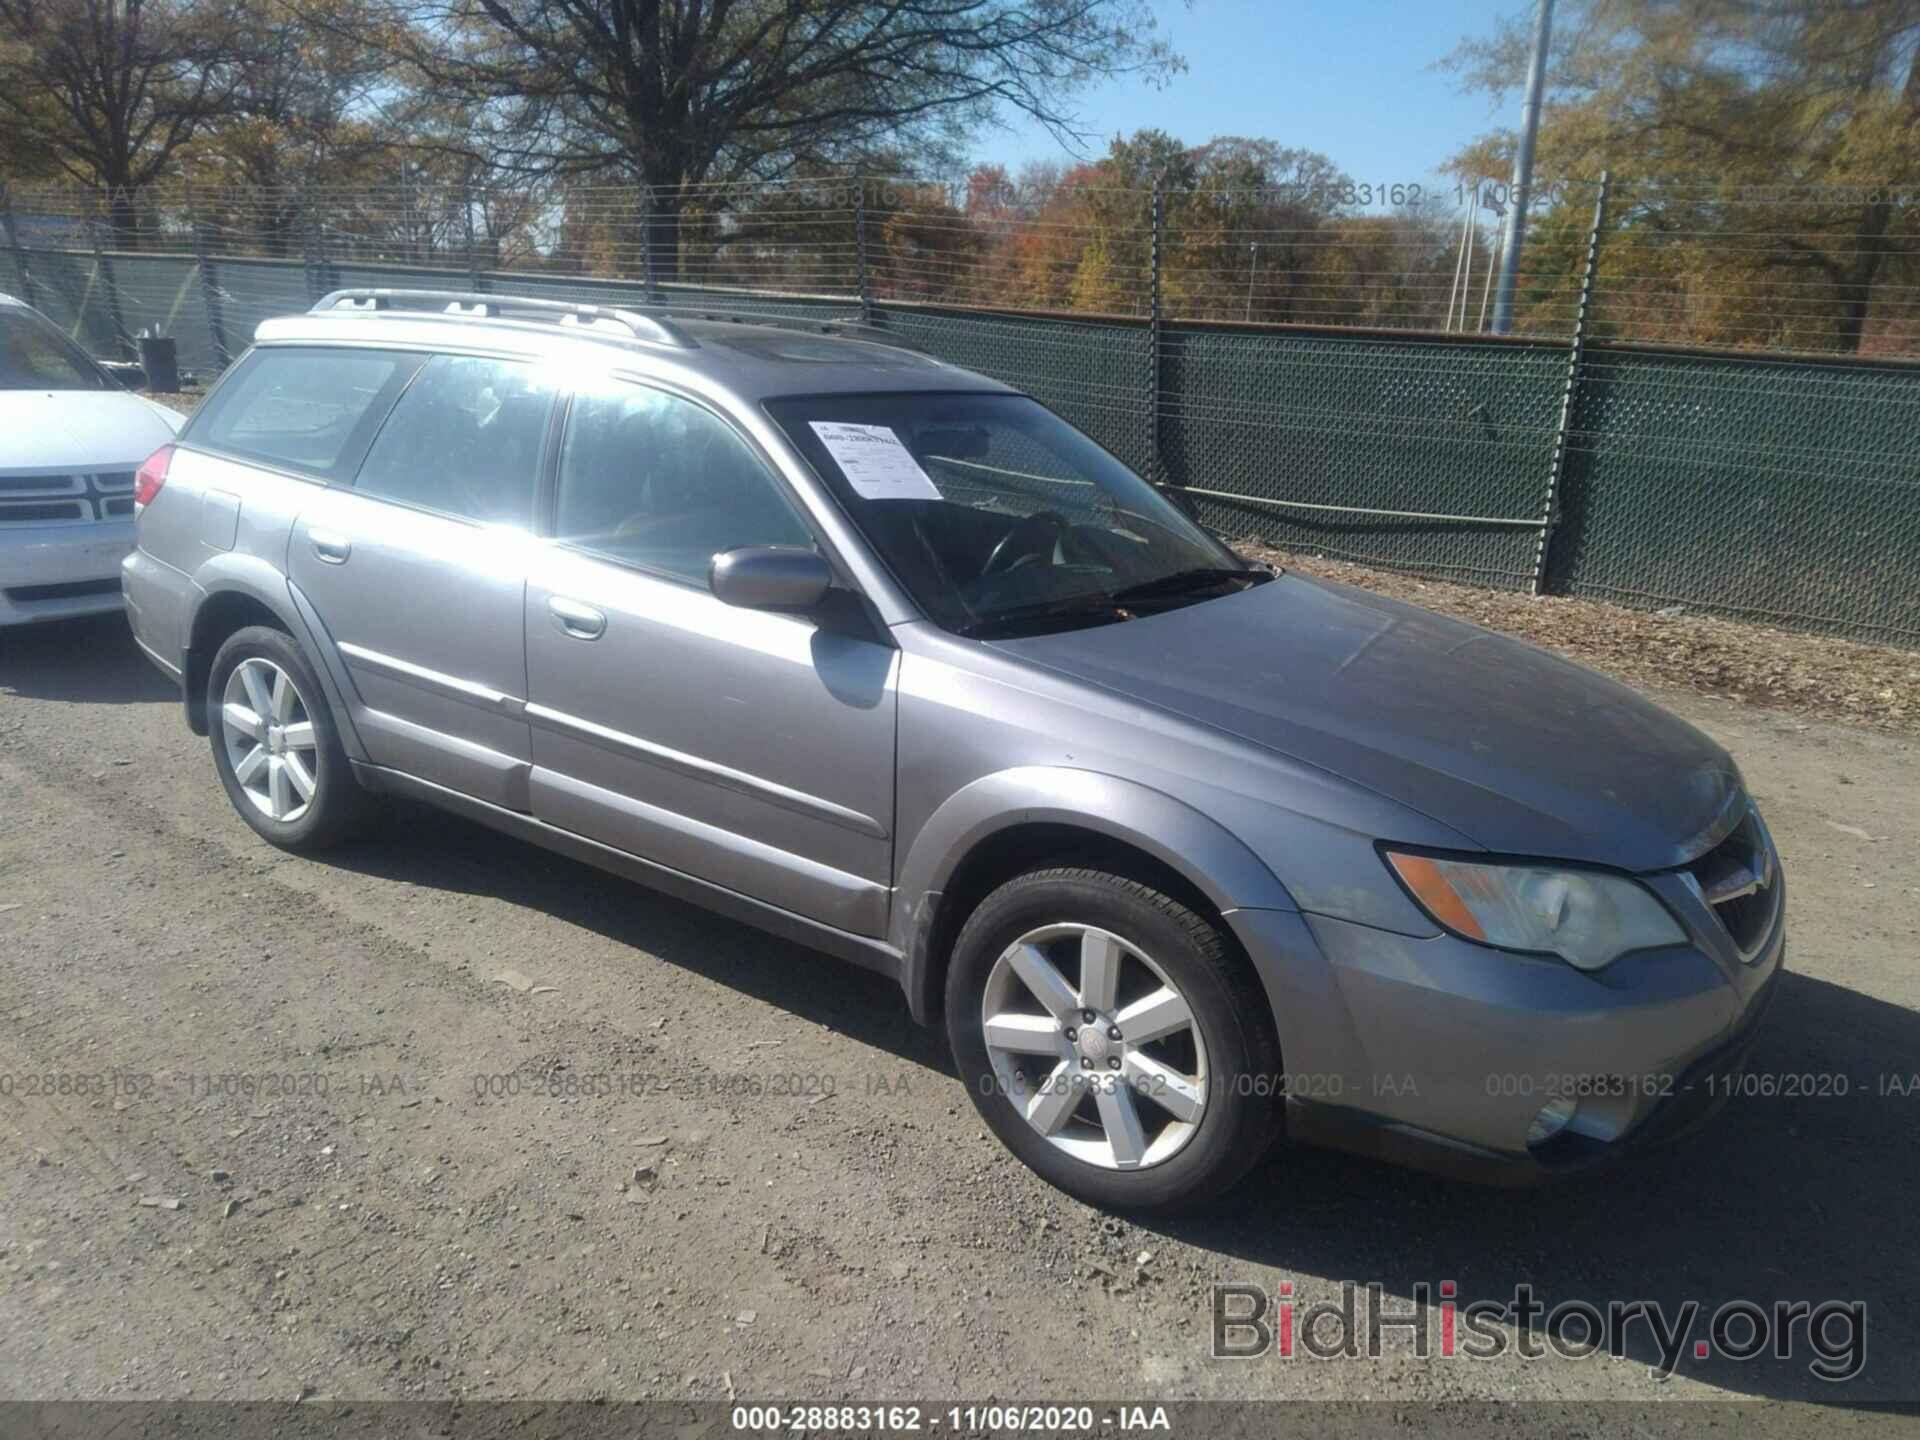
310, 529, 352, 564
548, 596, 606, 640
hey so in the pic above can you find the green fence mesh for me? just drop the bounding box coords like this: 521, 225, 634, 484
1160, 325, 1569, 589
1557, 344, 1920, 644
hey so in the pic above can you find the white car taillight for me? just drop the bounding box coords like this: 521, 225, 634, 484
133, 444, 174, 513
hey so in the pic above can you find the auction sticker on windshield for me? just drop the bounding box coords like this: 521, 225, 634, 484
809, 421, 943, 500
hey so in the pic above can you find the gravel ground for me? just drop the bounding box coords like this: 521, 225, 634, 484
1239, 545, 1920, 737
1, 614, 1917, 1424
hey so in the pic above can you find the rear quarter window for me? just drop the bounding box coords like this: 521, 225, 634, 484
186, 347, 424, 480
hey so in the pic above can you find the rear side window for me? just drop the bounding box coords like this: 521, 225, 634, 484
188, 347, 422, 480
353, 355, 556, 528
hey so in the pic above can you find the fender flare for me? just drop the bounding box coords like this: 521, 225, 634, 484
892, 766, 1297, 1023
182, 559, 368, 761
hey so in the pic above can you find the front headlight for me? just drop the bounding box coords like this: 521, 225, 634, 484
1384, 851, 1685, 971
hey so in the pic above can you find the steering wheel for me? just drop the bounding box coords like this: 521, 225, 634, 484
983, 511, 1070, 576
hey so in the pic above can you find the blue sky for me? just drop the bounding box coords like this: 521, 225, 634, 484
985, 0, 1522, 195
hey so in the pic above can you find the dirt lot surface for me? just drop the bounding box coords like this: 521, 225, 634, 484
1243, 545, 1920, 736
2, 615, 1917, 1425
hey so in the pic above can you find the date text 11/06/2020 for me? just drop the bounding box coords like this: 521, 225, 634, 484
728, 1405, 1173, 1432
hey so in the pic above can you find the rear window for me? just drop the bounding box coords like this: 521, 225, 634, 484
187, 347, 423, 479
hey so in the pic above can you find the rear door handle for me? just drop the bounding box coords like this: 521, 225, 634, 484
548, 596, 606, 640
310, 529, 352, 564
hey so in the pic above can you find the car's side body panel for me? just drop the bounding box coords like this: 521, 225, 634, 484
524, 546, 900, 937
289, 487, 539, 810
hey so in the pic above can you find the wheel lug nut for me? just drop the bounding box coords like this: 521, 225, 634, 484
1107, 1027, 1121, 1041
1081, 1009, 1096, 1024
1107, 1057, 1121, 1070
1079, 1057, 1092, 1070
1064, 1028, 1077, 1042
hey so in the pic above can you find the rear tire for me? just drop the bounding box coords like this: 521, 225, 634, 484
946, 866, 1283, 1212
207, 625, 371, 852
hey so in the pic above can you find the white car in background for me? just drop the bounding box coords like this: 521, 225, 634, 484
1, 292, 185, 626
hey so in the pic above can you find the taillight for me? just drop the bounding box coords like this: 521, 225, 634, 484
133, 444, 174, 512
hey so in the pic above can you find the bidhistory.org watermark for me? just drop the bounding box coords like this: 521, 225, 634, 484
1212, 1281, 1867, 1382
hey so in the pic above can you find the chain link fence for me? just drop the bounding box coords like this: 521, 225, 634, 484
4, 174, 1915, 644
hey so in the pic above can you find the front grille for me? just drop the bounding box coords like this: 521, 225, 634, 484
0, 500, 89, 523
0, 470, 143, 524
0, 473, 84, 496
5, 579, 122, 604
1684, 809, 1781, 961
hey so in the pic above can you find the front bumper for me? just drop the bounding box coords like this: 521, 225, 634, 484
0, 519, 135, 625
1224, 864, 1785, 1184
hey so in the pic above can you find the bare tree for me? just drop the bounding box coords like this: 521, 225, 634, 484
359, 0, 1183, 274
0, 0, 253, 241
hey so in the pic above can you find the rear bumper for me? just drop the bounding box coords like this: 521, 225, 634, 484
0, 520, 134, 625
1225, 883, 1785, 1184
120, 545, 195, 677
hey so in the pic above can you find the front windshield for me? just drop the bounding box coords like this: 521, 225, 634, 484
0, 309, 107, 391
767, 392, 1256, 636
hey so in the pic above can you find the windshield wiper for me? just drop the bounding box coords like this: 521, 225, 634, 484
1110, 566, 1269, 603
956, 592, 1130, 639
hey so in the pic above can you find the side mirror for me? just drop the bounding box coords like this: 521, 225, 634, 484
709, 546, 834, 613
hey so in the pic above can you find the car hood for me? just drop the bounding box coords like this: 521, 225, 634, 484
996, 573, 1740, 872
0, 389, 183, 470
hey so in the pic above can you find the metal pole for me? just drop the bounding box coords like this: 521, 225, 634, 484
1457, 185, 1480, 330
1446, 193, 1473, 330
92, 196, 133, 360
1532, 169, 1609, 597
463, 179, 481, 292
1491, 0, 1555, 334
301, 195, 321, 302
638, 185, 658, 305
1478, 211, 1503, 330
854, 178, 873, 323
187, 184, 229, 370
1245, 243, 1258, 321
0, 186, 40, 312
1147, 179, 1165, 488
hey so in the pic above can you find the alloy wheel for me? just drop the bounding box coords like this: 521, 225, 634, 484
980, 922, 1209, 1170
220, 657, 320, 823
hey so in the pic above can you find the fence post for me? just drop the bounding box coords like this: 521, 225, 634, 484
0, 186, 40, 312
1147, 179, 1165, 488
854, 177, 873, 323
187, 184, 230, 370
463, 180, 482, 292
638, 184, 659, 305
91, 196, 133, 360
1532, 169, 1609, 597
301, 197, 320, 302
303, 190, 337, 301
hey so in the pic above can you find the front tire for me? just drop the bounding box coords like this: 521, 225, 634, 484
946, 866, 1283, 1211
207, 625, 370, 852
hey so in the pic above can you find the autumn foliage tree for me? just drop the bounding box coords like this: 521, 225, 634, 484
1444, 0, 1920, 353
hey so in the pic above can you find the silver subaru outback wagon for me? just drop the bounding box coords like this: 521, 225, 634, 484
125, 289, 1783, 1210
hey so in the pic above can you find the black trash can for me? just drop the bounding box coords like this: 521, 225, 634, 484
137, 334, 179, 393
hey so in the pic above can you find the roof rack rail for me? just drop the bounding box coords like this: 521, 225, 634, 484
669, 308, 931, 355
310, 288, 694, 348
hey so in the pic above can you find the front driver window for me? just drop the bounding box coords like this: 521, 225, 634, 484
555, 381, 814, 583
